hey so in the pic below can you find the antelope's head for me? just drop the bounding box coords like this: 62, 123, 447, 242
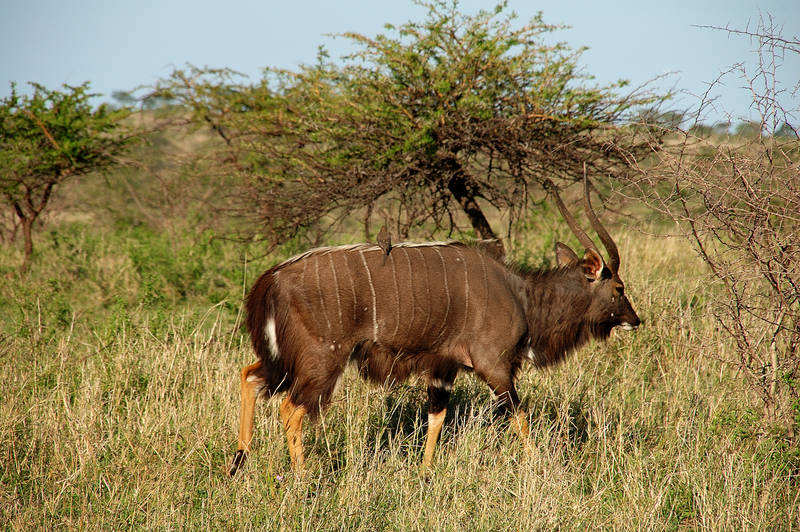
548, 175, 641, 338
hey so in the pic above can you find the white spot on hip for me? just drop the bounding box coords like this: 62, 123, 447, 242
265, 317, 280, 360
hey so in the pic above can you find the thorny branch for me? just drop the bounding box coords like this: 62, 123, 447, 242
625, 17, 800, 425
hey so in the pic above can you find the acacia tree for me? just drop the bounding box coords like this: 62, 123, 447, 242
0, 82, 135, 271
156, 1, 666, 249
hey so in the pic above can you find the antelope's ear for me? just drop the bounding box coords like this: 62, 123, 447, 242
582, 248, 609, 281
555, 242, 579, 267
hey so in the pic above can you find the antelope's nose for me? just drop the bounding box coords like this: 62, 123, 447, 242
620, 316, 642, 331
622, 316, 644, 331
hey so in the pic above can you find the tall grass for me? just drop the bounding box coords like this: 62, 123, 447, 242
1, 216, 798, 530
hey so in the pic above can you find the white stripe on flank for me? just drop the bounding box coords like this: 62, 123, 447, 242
433, 247, 450, 343
358, 250, 379, 342
414, 247, 431, 337
479, 253, 489, 326
265, 317, 280, 361
454, 246, 470, 339
389, 250, 401, 343
328, 253, 343, 332
342, 251, 358, 323
402, 248, 415, 339
299, 258, 321, 331
315, 255, 332, 332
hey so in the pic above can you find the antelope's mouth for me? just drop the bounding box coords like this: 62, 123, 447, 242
618, 322, 639, 331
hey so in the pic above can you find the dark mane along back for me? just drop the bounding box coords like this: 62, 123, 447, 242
521, 265, 594, 367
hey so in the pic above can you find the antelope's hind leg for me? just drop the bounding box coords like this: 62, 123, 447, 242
228, 361, 263, 477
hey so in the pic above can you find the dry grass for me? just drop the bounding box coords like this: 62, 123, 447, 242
1, 225, 798, 530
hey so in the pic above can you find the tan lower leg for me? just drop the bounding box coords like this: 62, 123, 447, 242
422, 409, 446, 470
236, 361, 263, 453
280, 396, 307, 470
229, 361, 263, 477
511, 411, 529, 441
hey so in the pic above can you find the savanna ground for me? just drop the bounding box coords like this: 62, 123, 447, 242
1, 170, 798, 530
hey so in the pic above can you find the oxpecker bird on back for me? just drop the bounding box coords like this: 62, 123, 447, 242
377, 224, 392, 265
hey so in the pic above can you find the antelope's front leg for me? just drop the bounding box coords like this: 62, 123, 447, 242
495, 385, 530, 442
511, 410, 530, 441
474, 364, 530, 442
229, 360, 263, 477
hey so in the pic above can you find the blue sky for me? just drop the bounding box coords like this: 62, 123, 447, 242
2, 0, 798, 124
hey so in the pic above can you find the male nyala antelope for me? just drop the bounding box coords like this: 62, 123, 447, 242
228, 178, 640, 476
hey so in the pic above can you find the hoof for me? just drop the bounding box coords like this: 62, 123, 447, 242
228, 450, 246, 477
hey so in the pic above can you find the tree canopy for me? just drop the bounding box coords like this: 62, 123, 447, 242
0, 82, 136, 271
154, 1, 668, 249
